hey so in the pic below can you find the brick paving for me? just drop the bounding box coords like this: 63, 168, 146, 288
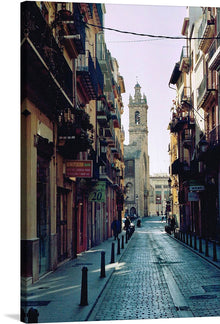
88, 217, 220, 321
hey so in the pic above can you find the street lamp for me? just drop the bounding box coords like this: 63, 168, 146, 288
199, 138, 209, 153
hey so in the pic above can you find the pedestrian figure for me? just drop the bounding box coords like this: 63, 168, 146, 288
170, 216, 176, 233
124, 216, 131, 231
111, 218, 120, 240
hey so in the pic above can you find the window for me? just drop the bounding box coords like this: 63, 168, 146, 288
135, 111, 140, 125
125, 160, 134, 176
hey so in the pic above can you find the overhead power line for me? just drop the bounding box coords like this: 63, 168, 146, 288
87, 22, 220, 40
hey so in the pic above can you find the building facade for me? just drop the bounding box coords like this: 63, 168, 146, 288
168, 6, 220, 240
148, 174, 170, 218
21, 2, 125, 284
124, 83, 150, 218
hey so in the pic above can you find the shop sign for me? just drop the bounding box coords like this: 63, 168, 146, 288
66, 160, 93, 178
88, 181, 106, 203
188, 192, 199, 201
88, 182, 106, 203
189, 185, 205, 191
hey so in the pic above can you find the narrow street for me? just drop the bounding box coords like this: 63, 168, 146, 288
88, 216, 220, 321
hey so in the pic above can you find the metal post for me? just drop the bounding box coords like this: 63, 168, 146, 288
126, 231, 128, 243
199, 237, 202, 253
190, 233, 192, 247
194, 234, 197, 250
121, 235, 124, 249
117, 238, 120, 255
27, 308, 39, 323
205, 239, 209, 257
213, 241, 217, 262
80, 267, 88, 306
110, 242, 115, 263
186, 233, 189, 245
100, 251, 106, 278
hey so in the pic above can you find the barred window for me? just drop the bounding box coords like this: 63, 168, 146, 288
135, 111, 140, 125
125, 160, 134, 176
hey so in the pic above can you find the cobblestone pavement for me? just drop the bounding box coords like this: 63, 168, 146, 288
88, 217, 220, 321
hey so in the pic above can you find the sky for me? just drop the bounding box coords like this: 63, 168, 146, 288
103, 2, 187, 176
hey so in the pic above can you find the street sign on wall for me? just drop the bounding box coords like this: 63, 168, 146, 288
189, 185, 205, 192
88, 181, 106, 203
65, 160, 93, 178
188, 192, 199, 201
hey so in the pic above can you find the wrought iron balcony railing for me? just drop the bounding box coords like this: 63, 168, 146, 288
21, 1, 73, 101
76, 51, 98, 100
198, 8, 215, 53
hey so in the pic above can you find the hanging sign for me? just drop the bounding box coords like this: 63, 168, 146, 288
88, 181, 106, 203
189, 185, 205, 192
65, 160, 93, 178
188, 192, 199, 201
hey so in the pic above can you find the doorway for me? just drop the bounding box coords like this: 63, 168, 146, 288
37, 156, 50, 276
57, 188, 68, 262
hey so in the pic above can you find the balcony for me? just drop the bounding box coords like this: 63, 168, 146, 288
172, 159, 190, 178
208, 124, 220, 146
97, 98, 111, 127
96, 58, 104, 94
197, 74, 216, 108
180, 87, 191, 103
169, 116, 188, 133
57, 108, 93, 158
21, 1, 73, 113
208, 32, 220, 71
57, 3, 86, 55
111, 104, 121, 128
198, 8, 215, 54
182, 129, 194, 149
207, 124, 220, 158
93, 4, 103, 28
179, 46, 190, 72
76, 51, 98, 100
99, 160, 114, 184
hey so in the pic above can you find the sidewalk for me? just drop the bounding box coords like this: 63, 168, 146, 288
21, 231, 133, 323
166, 225, 220, 269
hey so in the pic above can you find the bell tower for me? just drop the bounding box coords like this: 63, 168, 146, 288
128, 82, 148, 146
124, 82, 150, 217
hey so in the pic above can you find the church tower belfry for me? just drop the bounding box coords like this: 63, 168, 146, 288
128, 82, 148, 146
124, 82, 150, 218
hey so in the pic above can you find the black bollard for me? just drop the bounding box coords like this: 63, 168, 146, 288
205, 239, 209, 257
117, 238, 120, 255
183, 232, 185, 243
27, 308, 39, 323
80, 267, 88, 306
190, 233, 192, 247
110, 242, 115, 263
194, 234, 197, 250
21, 308, 26, 323
199, 237, 202, 253
186, 233, 189, 245
125, 231, 128, 243
213, 241, 217, 262
121, 235, 124, 249
100, 251, 106, 278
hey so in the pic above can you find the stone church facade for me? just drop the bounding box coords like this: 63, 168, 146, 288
124, 83, 150, 218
